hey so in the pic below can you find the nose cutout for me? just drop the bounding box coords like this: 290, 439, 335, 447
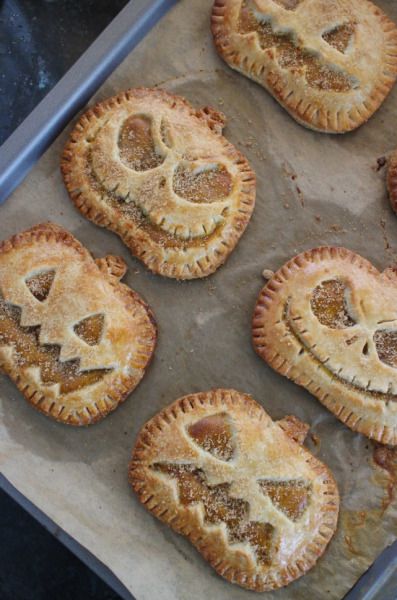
25, 270, 56, 302
160, 118, 173, 149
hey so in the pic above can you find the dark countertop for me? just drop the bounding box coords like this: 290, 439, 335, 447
0, 1, 128, 598
0, 0, 128, 146
1, 488, 122, 600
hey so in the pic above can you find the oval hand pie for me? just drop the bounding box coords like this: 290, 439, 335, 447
253, 247, 397, 445
211, 0, 397, 133
61, 88, 256, 279
129, 389, 339, 591
0, 223, 157, 425
387, 148, 397, 213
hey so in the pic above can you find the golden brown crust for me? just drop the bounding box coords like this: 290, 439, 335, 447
277, 414, 310, 444
0, 223, 157, 425
252, 247, 397, 445
387, 149, 397, 214
61, 88, 256, 279
129, 388, 339, 591
211, 0, 397, 133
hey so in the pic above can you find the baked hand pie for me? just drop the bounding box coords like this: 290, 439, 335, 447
61, 88, 256, 279
211, 0, 397, 133
387, 148, 397, 213
252, 247, 397, 446
0, 223, 156, 425
129, 389, 339, 591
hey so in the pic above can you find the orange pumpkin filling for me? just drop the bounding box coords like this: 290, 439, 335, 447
311, 280, 355, 328
322, 22, 355, 53
238, 2, 353, 93
0, 298, 110, 394
153, 463, 274, 565
173, 164, 232, 203
259, 480, 311, 521
188, 413, 235, 460
118, 115, 164, 171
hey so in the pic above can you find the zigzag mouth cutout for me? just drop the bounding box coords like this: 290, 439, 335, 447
85, 146, 231, 251
152, 460, 312, 566
283, 301, 397, 404
238, 1, 358, 93
0, 298, 111, 394
152, 462, 275, 566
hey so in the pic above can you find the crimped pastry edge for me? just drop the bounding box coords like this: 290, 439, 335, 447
252, 246, 397, 445
61, 87, 256, 280
0, 222, 157, 425
129, 388, 339, 592
211, 0, 397, 134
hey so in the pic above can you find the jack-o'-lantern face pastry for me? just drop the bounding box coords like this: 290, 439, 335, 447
211, 0, 397, 133
61, 88, 256, 279
129, 389, 339, 591
387, 149, 397, 214
0, 223, 156, 425
253, 247, 397, 445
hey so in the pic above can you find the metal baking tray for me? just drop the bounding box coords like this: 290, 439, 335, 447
0, 0, 395, 598
0, 0, 176, 203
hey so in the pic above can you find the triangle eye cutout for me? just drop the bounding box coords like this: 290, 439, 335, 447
188, 413, 235, 461
25, 270, 55, 302
259, 480, 311, 521
311, 279, 356, 329
322, 23, 355, 54
73, 314, 105, 346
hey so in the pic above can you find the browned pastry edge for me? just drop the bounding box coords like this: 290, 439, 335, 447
252, 246, 397, 445
129, 388, 339, 592
61, 87, 256, 280
211, 0, 397, 133
0, 223, 157, 426
387, 149, 397, 213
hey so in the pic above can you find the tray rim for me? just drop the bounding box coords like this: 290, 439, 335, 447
0, 0, 177, 204
0, 0, 395, 597
0, 474, 135, 600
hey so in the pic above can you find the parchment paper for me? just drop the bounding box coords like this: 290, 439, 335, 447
1, 1, 397, 598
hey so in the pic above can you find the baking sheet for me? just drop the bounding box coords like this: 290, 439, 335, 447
1, 0, 397, 598
0, 0, 177, 203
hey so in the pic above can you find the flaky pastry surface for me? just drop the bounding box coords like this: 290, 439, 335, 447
0, 223, 156, 425
253, 247, 397, 445
212, 0, 397, 133
130, 389, 339, 591
61, 88, 256, 279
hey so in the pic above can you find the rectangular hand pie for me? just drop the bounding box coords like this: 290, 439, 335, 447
61, 88, 256, 279
212, 0, 397, 133
130, 389, 339, 591
253, 247, 397, 445
0, 223, 156, 425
